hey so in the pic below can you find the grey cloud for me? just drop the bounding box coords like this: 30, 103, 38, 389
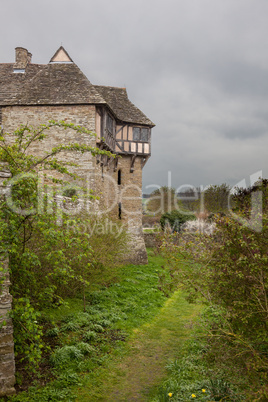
1, 0, 268, 192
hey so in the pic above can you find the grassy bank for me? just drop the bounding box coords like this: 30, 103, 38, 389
4, 252, 172, 401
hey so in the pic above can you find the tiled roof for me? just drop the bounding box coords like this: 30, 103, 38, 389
14, 63, 105, 105
94, 85, 154, 126
0, 63, 43, 105
0, 48, 154, 126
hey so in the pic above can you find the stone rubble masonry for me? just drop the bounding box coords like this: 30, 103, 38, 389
144, 232, 158, 248
94, 154, 148, 264
2, 104, 147, 264
0, 260, 16, 397
14, 47, 32, 70
0, 166, 15, 396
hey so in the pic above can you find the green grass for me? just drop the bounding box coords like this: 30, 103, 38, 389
5, 251, 211, 402
5, 252, 172, 401
75, 290, 202, 401
149, 312, 243, 402
143, 228, 160, 233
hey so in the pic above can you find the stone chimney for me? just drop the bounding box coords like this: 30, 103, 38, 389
27, 52, 32, 64
14, 47, 31, 70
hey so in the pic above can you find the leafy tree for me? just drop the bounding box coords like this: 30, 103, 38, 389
176, 184, 231, 214
202, 183, 231, 214
177, 186, 201, 212
0, 121, 127, 370
160, 209, 196, 232
145, 187, 182, 215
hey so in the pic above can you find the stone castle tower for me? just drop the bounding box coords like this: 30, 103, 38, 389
0, 46, 154, 264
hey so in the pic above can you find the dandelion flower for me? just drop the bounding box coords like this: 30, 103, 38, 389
191, 395, 196, 398
168, 393, 173, 397
202, 389, 206, 393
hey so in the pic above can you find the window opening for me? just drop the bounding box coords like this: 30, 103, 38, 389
118, 202, 122, 220
133, 127, 149, 142
13, 68, 25, 74
141, 128, 149, 142
107, 114, 114, 135
133, 127, 140, 141
118, 169, 122, 185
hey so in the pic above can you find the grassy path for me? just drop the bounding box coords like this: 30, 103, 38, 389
76, 290, 201, 401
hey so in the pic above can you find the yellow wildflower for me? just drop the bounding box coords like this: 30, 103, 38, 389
191, 395, 196, 398
168, 393, 173, 397
202, 389, 206, 393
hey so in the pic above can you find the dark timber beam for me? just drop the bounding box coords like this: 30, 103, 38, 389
96, 143, 104, 164
130, 154, 137, 173
113, 156, 119, 172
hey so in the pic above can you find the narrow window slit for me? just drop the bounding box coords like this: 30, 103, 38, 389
118, 169, 121, 185
118, 202, 122, 219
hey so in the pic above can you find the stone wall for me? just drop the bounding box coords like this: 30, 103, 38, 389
2, 105, 96, 181
144, 232, 158, 248
0, 258, 16, 397
2, 104, 148, 265
94, 154, 148, 264
0, 164, 16, 396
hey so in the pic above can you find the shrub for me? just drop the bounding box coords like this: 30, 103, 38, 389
0, 121, 125, 371
83, 330, 97, 342
10, 298, 43, 371
203, 183, 231, 214
46, 327, 60, 337
181, 219, 216, 235
88, 323, 105, 333
50, 346, 84, 367
160, 210, 196, 232
159, 179, 268, 399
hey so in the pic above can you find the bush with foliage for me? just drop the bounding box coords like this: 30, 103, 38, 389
159, 179, 268, 400
203, 183, 231, 213
0, 121, 128, 371
9, 298, 44, 372
177, 184, 231, 214
160, 209, 196, 232
181, 219, 216, 235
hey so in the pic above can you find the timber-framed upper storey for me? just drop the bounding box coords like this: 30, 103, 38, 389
95, 105, 152, 157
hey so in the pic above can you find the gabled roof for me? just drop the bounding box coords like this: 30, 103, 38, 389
94, 85, 154, 126
50, 46, 73, 63
0, 47, 154, 126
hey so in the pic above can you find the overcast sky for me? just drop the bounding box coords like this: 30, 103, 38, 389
1, 0, 268, 193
